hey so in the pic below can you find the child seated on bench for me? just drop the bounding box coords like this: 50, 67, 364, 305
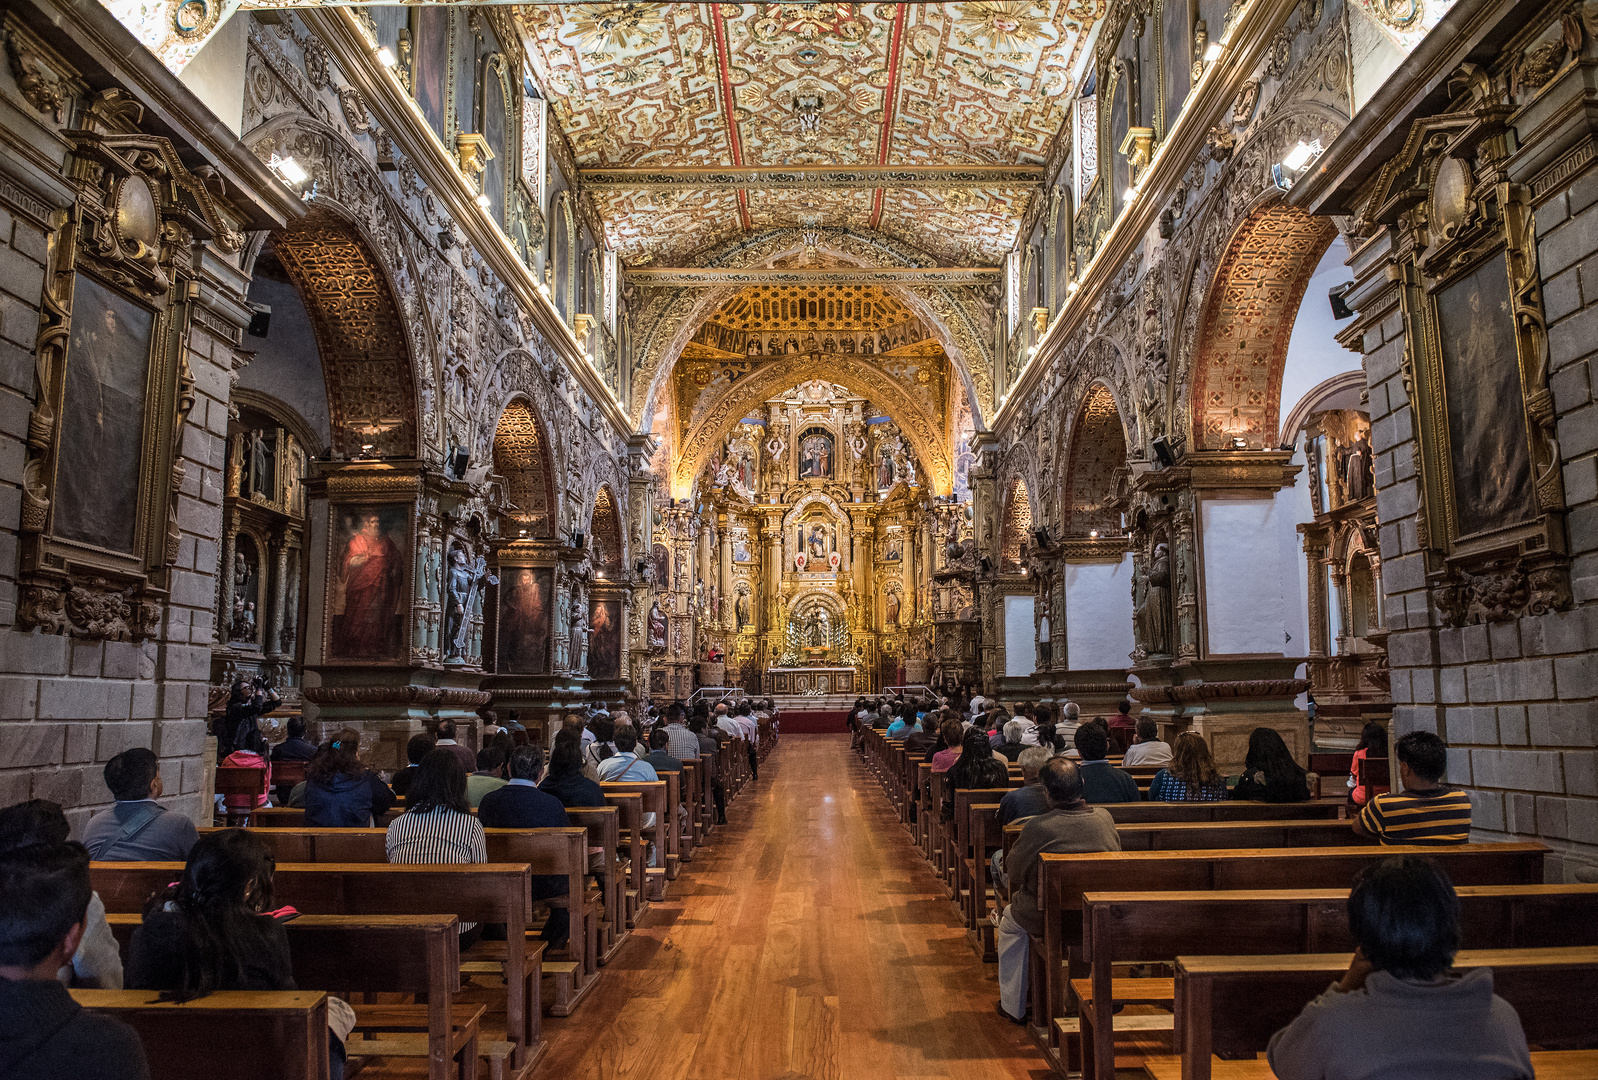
1267, 855, 1532, 1080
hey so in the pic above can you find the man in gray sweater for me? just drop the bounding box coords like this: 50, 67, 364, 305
79, 749, 198, 863
994, 757, 1121, 1023
1267, 855, 1532, 1080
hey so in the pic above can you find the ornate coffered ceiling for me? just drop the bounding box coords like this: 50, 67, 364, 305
518, 1, 1104, 267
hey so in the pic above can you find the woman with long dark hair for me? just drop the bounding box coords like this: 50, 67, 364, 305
125, 830, 354, 1076
1231, 727, 1311, 803
1148, 732, 1229, 802
303, 728, 395, 828
945, 728, 1010, 819
385, 750, 487, 940
1349, 722, 1391, 806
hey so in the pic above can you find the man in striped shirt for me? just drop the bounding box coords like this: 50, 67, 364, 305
1354, 731, 1472, 845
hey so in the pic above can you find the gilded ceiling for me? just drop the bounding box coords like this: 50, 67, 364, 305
518, 2, 1104, 266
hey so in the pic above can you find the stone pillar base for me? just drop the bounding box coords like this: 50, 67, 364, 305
482, 675, 591, 745
1049, 669, 1136, 719
1129, 657, 1310, 774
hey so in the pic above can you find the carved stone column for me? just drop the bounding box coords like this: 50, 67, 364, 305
267, 527, 290, 661
216, 518, 237, 646
719, 514, 734, 630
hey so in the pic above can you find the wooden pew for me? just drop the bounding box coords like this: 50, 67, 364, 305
91, 862, 544, 1073
968, 802, 1005, 961
596, 792, 650, 920
105, 914, 493, 1080
244, 806, 404, 828
680, 760, 706, 848
560, 805, 626, 963
601, 780, 669, 899
1104, 803, 1342, 824
192, 826, 603, 1015
1113, 820, 1367, 850
215, 766, 268, 825
655, 769, 685, 874
1175, 947, 1598, 1080
74, 989, 329, 1080
950, 787, 1014, 929
1027, 843, 1548, 1058
1077, 884, 1598, 1080
1141, 1050, 1598, 1080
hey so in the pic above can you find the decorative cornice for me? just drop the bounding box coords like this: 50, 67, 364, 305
580, 165, 1046, 191
1131, 678, 1310, 703
623, 267, 1001, 287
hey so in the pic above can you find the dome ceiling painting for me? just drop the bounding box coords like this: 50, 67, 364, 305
517, 1, 1104, 267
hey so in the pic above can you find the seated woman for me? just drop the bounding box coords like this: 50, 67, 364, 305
1148, 732, 1229, 802
302, 729, 395, 828
126, 829, 354, 1079
540, 733, 610, 877
1230, 727, 1311, 803
930, 720, 968, 773
385, 750, 487, 942
1348, 721, 1391, 806
1267, 855, 1532, 1080
943, 728, 1011, 819
217, 727, 273, 819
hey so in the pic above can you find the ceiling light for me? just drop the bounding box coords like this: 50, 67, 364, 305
270, 155, 308, 185
1204, 41, 1223, 62
476, 193, 492, 208
376, 46, 397, 67
1282, 140, 1322, 172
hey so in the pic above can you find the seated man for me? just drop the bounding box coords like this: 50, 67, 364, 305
0, 800, 121, 990
597, 727, 659, 783
269, 716, 318, 805
1268, 855, 1531, 1079
0, 841, 151, 1079
478, 746, 573, 946
1121, 718, 1173, 767
433, 718, 478, 774
642, 728, 684, 775
662, 704, 700, 762
467, 747, 508, 808
998, 746, 1053, 826
689, 717, 728, 825
389, 732, 436, 800
80, 748, 199, 862
1073, 723, 1141, 803
1354, 731, 1472, 845
994, 758, 1121, 1023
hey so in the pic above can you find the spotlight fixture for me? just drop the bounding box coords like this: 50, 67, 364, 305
1089, 530, 1100, 539
1123, 185, 1139, 202
1151, 435, 1176, 468
1282, 140, 1322, 171
246, 303, 271, 338
979, 556, 993, 573
1329, 281, 1355, 320
1033, 527, 1051, 549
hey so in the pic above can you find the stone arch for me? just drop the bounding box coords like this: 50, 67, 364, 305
1186, 204, 1337, 450
1279, 370, 1367, 447
781, 490, 851, 532
588, 484, 623, 573
491, 396, 557, 539
999, 476, 1034, 570
673, 357, 955, 497
243, 113, 434, 460
630, 227, 995, 430
1062, 382, 1128, 538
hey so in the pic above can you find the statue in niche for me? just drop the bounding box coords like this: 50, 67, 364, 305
877, 447, 896, 490
841, 336, 854, 354
444, 548, 496, 662
807, 524, 831, 560
568, 595, 586, 672
786, 336, 800, 354
765, 431, 787, 465
861, 335, 874, 356
747, 337, 762, 356
879, 332, 891, 352
805, 608, 830, 647
230, 598, 257, 642
885, 589, 900, 628
1136, 543, 1173, 657
736, 590, 750, 628
1342, 432, 1372, 503
822, 335, 836, 353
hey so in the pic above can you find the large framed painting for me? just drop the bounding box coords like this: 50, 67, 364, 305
589, 598, 622, 680
328, 503, 410, 661
54, 272, 155, 555
1432, 257, 1535, 539
497, 565, 552, 674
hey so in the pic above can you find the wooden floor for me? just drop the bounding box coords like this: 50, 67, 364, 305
536, 734, 1050, 1080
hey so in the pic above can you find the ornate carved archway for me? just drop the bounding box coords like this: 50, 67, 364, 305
271, 210, 420, 459
999, 477, 1033, 569
589, 484, 623, 572
492, 398, 556, 538
1187, 205, 1337, 451
1063, 383, 1128, 537
672, 355, 955, 497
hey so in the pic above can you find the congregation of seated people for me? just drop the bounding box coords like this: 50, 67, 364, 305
0, 696, 773, 1079
851, 695, 1568, 1080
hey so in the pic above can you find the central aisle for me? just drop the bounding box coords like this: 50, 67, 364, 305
536, 733, 1049, 1079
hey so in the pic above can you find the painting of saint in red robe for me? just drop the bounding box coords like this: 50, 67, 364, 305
331, 506, 407, 660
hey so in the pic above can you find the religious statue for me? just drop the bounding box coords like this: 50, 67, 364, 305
735, 590, 750, 629
553, 588, 570, 668
885, 589, 900, 628
568, 596, 587, 672
806, 608, 830, 647
1137, 543, 1173, 657
807, 524, 829, 560
1037, 597, 1053, 667
765, 432, 787, 464
230, 598, 256, 642
444, 548, 497, 662
1343, 432, 1372, 502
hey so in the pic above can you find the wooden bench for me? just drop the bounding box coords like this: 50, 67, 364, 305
72, 988, 329, 1080
1103, 802, 1343, 824
1141, 1049, 1598, 1080
949, 787, 1014, 935
1028, 843, 1548, 1058
106, 914, 496, 1080
1077, 883, 1598, 1080
193, 826, 603, 1017
1175, 946, 1598, 1080
599, 789, 655, 911
243, 806, 404, 827
601, 780, 670, 899
561, 805, 627, 963
91, 861, 544, 1073
214, 766, 268, 825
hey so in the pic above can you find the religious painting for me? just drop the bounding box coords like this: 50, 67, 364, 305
646, 599, 668, 651
482, 60, 509, 227
497, 566, 552, 674
1434, 258, 1535, 538
54, 273, 154, 555
732, 535, 754, 563
798, 431, 833, 479
411, 6, 449, 142
651, 542, 670, 590
329, 504, 409, 661
881, 533, 903, 561
589, 598, 622, 680
801, 522, 833, 561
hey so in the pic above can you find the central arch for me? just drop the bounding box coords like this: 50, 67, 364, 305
671, 354, 955, 497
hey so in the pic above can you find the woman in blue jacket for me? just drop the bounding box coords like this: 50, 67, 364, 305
303, 729, 396, 827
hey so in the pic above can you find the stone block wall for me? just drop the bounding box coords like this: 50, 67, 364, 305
1357, 154, 1598, 881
